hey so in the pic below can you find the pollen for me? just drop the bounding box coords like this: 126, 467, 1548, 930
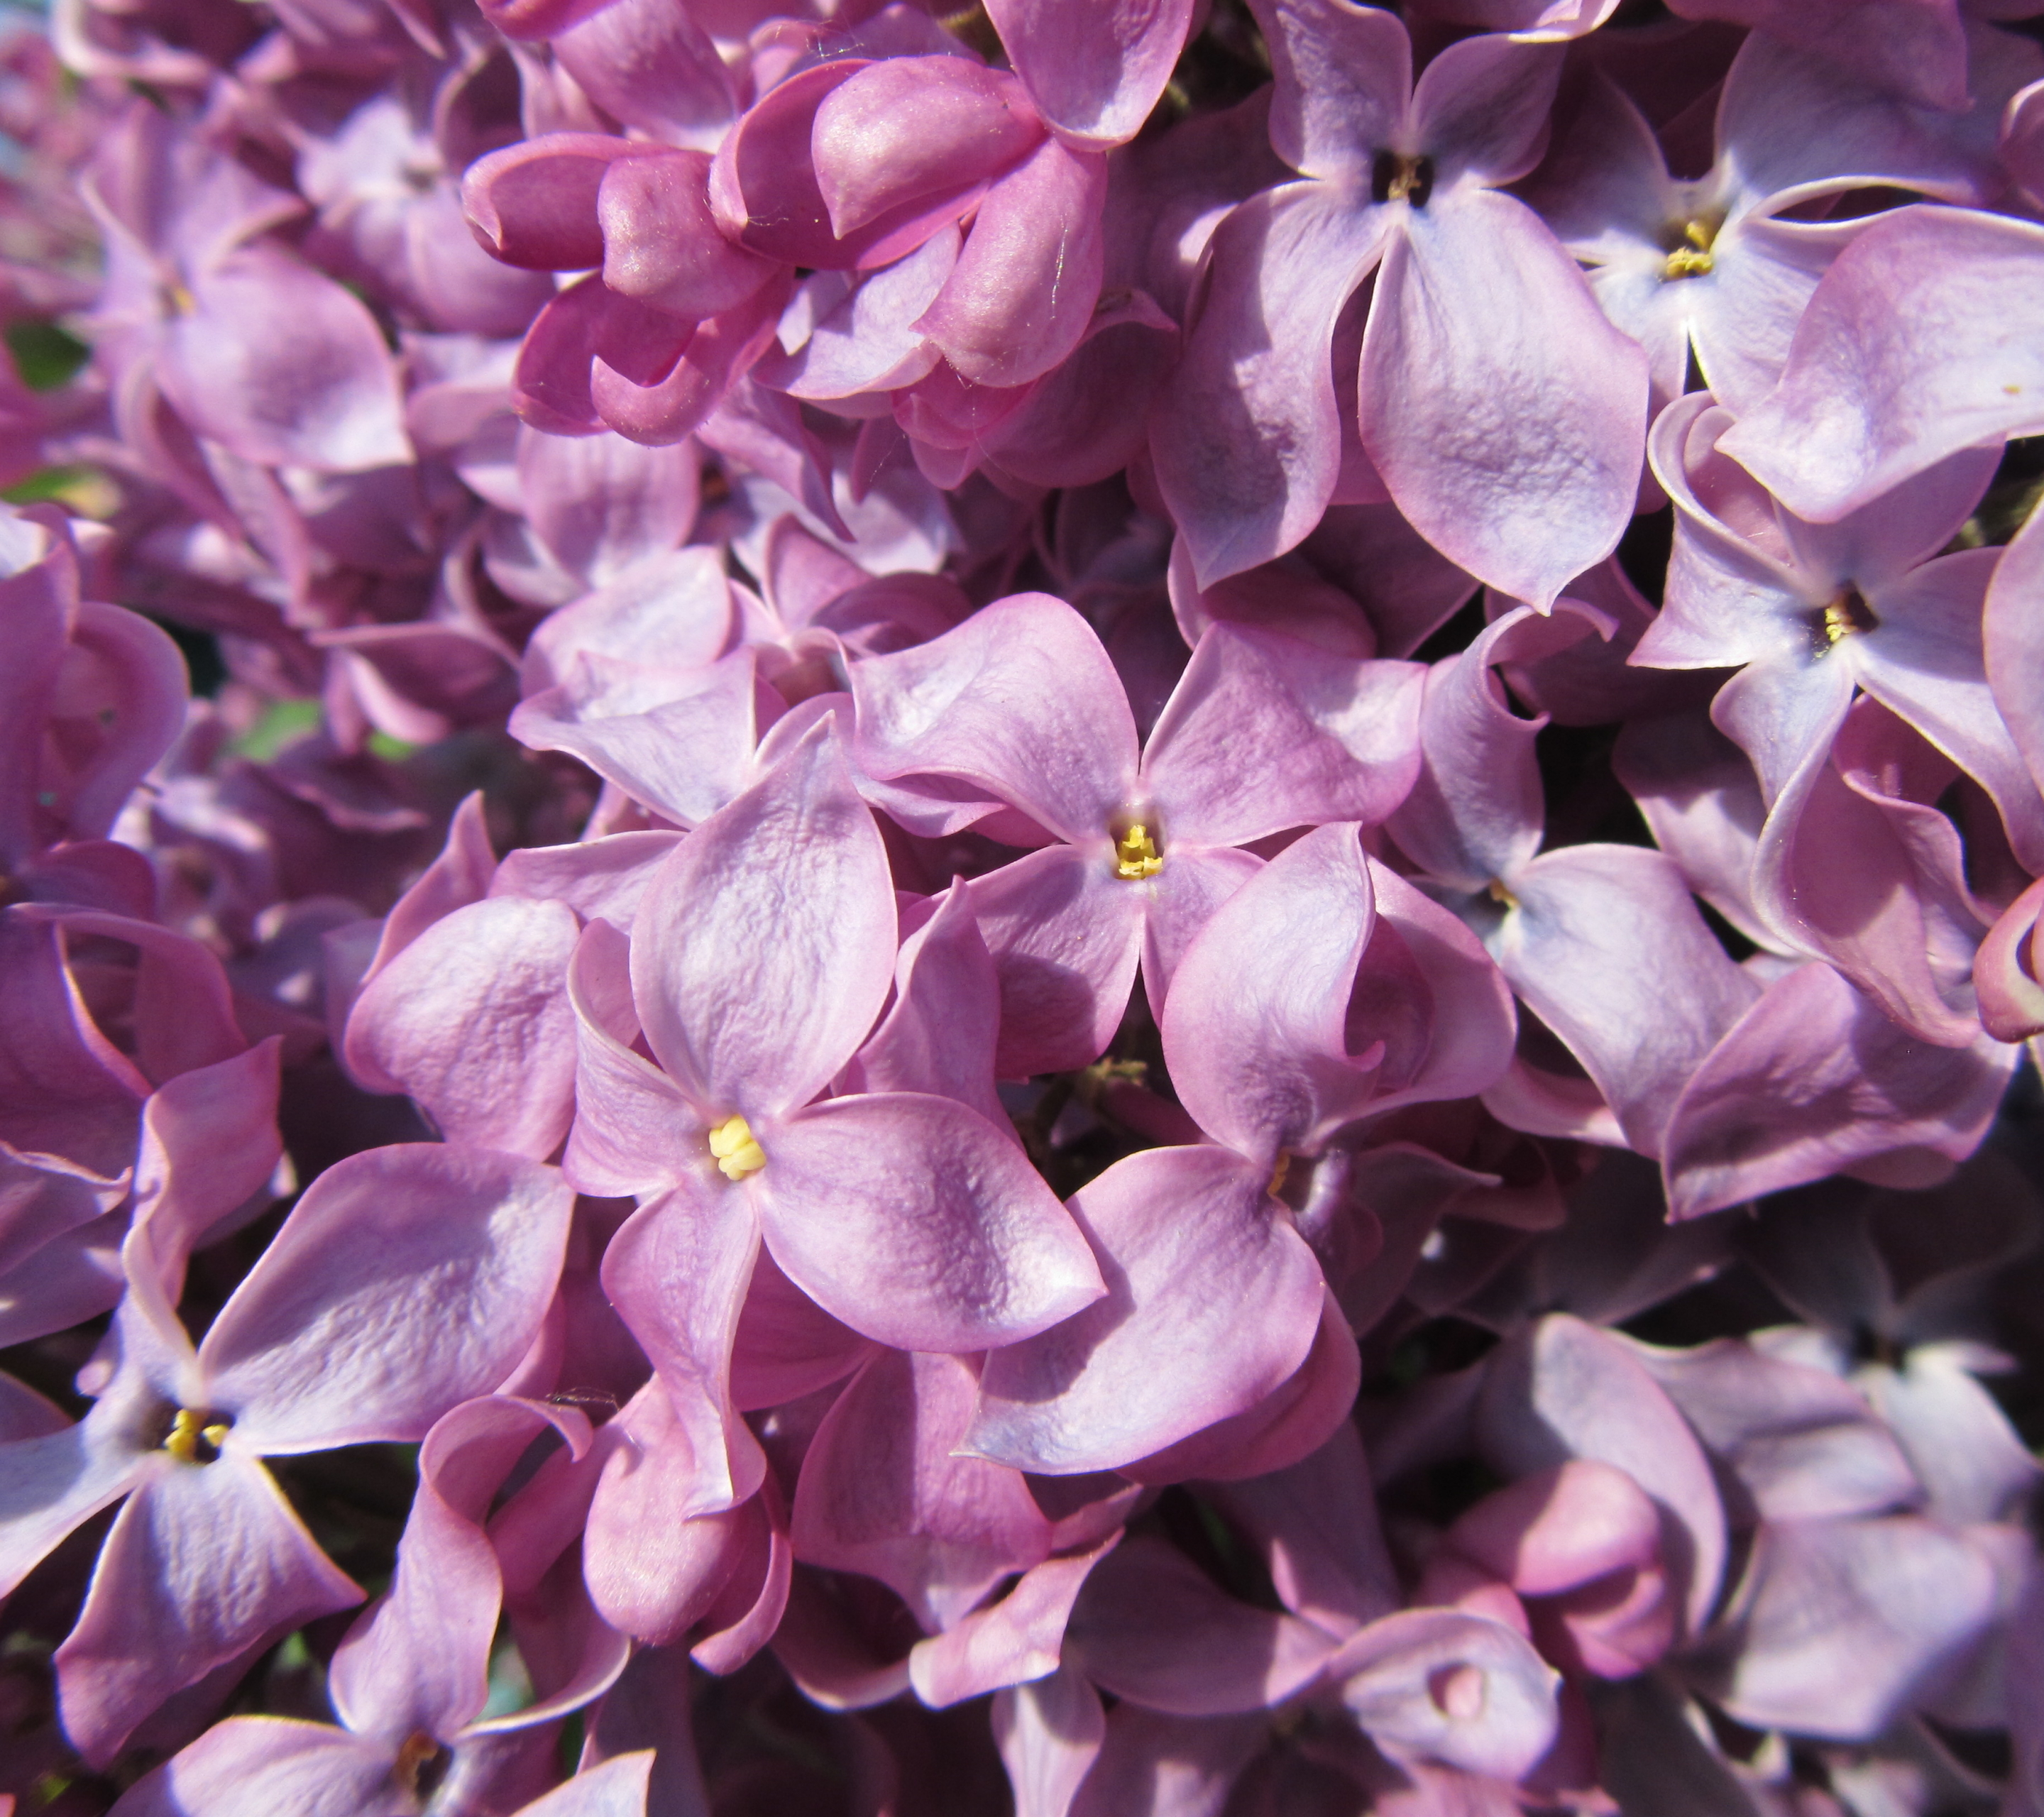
1371, 149, 1435, 209
1815, 586, 1879, 651
1487, 877, 1520, 910
1113, 824, 1163, 880
708, 1113, 767, 1180
1267, 1151, 1291, 1197
1661, 221, 1715, 280
163, 1407, 231, 1464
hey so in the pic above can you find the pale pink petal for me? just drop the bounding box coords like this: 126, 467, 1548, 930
1254, 0, 1410, 182
759, 1092, 1104, 1352
199, 1145, 575, 1451
56, 1458, 360, 1764
628, 723, 894, 1120
987, 0, 1194, 148
992, 1665, 1106, 1817
1362, 192, 1647, 609
967, 1146, 1325, 1473
912, 1539, 1118, 1707
344, 897, 581, 1159
106, 1718, 396, 1817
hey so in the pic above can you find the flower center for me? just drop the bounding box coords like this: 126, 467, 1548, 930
1813, 586, 1879, 652
1112, 823, 1163, 880
708, 1113, 766, 1180
1372, 150, 1434, 208
1486, 877, 1520, 910
394, 1732, 451, 1798
1267, 1151, 1291, 1197
1661, 219, 1716, 280
162, 1407, 231, 1465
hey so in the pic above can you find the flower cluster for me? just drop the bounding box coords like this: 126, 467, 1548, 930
7, 0, 2044, 1811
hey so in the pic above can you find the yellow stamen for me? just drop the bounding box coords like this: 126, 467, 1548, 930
1661, 220, 1715, 280
708, 1113, 766, 1180
1268, 1151, 1291, 1197
1113, 823, 1163, 880
1384, 154, 1426, 202
1487, 878, 1520, 911
1815, 587, 1877, 651
163, 1407, 231, 1464
394, 1733, 447, 1796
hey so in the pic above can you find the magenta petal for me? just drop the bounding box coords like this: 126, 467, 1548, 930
1362, 192, 1647, 608
813, 59, 1043, 240
1067, 1535, 1339, 1715
1152, 183, 1391, 587
56, 1458, 360, 1764
1330, 1608, 1559, 1779
629, 723, 894, 1121
199, 1145, 574, 1450
793, 1349, 1052, 1629
344, 897, 581, 1159
916, 139, 1106, 388
107, 1718, 395, 1817
852, 591, 1140, 845
987, 0, 1193, 148
760, 1092, 1104, 1351
967, 1146, 1325, 1473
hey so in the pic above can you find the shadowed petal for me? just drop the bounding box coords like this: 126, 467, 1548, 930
967, 1146, 1324, 1473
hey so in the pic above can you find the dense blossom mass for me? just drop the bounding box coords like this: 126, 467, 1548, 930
10, 0, 2044, 1808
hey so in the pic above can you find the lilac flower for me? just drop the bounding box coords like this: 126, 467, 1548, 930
1151, 1, 1648, 605
851, 591, 1424, 1074
561, 723, 1102, 1513
0, 1143, 573, 1760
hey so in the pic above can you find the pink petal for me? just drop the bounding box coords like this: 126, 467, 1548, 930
813, 58, 1043, 240
793, 1349, 1053, 1629
1255, 0, 1411, 182
912, 1539, 1118, 1707
1661, 962, 2016, 1221
1476, 1315, 1727, 1638
163, 246, 410, 473
600, 148, 776, 318
1066, 1535, 1339, 1715
629, 723, 894, 1121
107, 1718, 395, 1817
1151, 182, 1392, 587
1362, 192, 1647, 609
55, 1458, 360, 1764
515, 1752, 656, 1817
759, 1091, 1104, 1351
852, 591, 1140, 845
462, 133, 635, 272
1330, 1608, 1559, 1779
967, 1145, 1325, 1473
1143, 625, 1424, 845
992, 1665, 1106, 1817
915, 139, 1106, 388
199, 1145, 575, 1450
344, 897, 581, 1159
599, 1183, 766, 1517
1718, 207, 2044, 522
986, 0, 1194, 148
